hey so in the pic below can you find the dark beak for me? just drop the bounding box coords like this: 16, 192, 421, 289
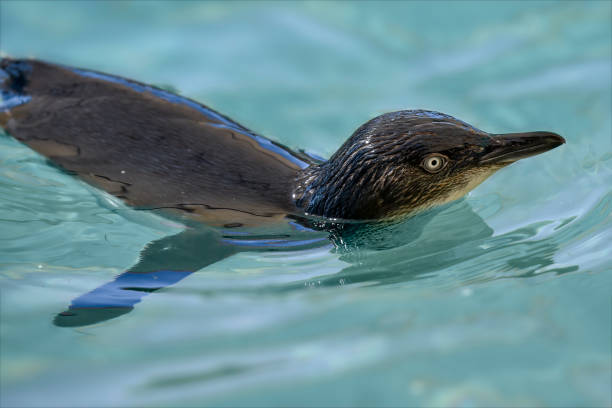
480, 131, 565, 164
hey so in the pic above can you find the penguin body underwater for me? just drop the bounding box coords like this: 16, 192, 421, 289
0, 58, 565, 326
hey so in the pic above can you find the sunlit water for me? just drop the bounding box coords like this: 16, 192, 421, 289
1, 1, 611, 407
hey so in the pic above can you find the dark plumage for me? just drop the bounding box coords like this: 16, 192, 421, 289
1, 58, 564, 225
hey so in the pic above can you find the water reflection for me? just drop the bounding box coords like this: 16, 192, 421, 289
52, 193, 588, 328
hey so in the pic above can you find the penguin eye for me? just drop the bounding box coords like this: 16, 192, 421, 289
421, 154, 448, 173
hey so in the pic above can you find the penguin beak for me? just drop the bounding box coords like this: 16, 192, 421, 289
479, 131, 565, 164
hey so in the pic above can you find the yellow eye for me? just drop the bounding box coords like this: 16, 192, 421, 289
422, 154, 448, 173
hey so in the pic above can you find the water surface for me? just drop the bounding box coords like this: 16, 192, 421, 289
1, 1, 611, 407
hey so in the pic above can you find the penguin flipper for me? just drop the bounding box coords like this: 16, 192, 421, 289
53, 228, 237, 327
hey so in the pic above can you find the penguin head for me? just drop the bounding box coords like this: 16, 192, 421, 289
295, 110, 564, 220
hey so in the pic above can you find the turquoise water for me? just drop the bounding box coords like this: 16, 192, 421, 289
1, 1, 611, 406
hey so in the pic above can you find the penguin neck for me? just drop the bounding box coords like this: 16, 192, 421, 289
293, 163, 325, 216
293, 157, 384, 220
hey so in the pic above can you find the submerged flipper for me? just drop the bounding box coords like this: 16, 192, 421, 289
53, 228, 237, 327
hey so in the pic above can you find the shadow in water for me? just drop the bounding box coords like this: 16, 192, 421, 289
53, 198, 571, 327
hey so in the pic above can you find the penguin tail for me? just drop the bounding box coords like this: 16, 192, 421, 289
0, 57, 33, 114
